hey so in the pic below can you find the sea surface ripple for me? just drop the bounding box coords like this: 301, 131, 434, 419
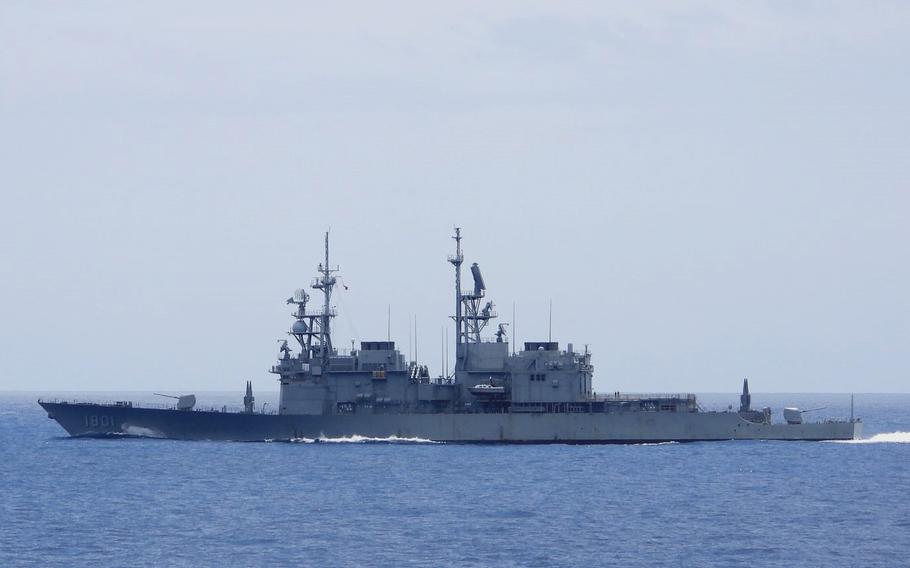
1, 392, 908, 567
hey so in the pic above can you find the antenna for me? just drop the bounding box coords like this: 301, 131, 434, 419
512, 302, 516, 355
414, 315, 418, 363
311, 230, 338, 361
448, 227, 464, 347
851, 394, 855, 422
445, 326, 449, 377
441, 326, 444, 378
548, 299, 552, 343
288, 232, 340, 362
387, 304, 391, 341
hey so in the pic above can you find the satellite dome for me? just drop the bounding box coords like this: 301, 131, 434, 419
291, 320, 308, 334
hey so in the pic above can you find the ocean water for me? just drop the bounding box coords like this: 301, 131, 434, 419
1, 392, 908, 567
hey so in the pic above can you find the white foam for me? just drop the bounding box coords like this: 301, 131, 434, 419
830, 431, 910, 444
289, 434, 440, 444
121, 424, 166, 438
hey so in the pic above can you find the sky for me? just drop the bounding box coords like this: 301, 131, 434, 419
1, 2, 907, 393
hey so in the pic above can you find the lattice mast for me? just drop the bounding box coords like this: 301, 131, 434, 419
287, 231, 338, 362
448, 228, 496, 346
312, 232, 338, 361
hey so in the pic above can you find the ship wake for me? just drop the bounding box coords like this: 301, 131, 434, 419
121, 425, 167, 438
290, 434, 441, 444
829, 431, 910, 444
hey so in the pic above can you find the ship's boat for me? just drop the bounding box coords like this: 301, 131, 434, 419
469, 384, 507, 397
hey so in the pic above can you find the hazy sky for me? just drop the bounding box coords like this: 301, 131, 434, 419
1, 2, 907, 393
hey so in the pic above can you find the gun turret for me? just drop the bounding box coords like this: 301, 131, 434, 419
153, 393, 196, 411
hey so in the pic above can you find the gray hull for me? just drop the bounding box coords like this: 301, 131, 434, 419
40, 402, 861, 443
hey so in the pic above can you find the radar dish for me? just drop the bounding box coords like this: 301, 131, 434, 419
293, 289, 309, 303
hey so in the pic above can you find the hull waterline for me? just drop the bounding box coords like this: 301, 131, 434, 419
40, 401, 862, 443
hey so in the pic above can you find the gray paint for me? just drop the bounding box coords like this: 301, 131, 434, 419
39, 230, 860, 442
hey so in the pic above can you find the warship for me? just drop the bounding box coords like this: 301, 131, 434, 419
40, 229, 861, 442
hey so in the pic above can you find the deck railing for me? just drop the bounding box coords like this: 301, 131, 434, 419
38, 398, 280, 415
593, 393, 697, 401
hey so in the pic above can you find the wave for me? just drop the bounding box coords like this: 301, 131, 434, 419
121, 424, 166, 438
830, 431, 910, 444
290, 434, 440, 444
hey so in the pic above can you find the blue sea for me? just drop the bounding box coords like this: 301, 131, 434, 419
1, 392, 908, 567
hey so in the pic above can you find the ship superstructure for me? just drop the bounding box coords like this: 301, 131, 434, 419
39, 229, 861, 442
271, 229, 614, 418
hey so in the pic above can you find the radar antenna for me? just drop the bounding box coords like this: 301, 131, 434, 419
285, 232, 339, 362
277, 339, 291, 359
449, 229, 497, 345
